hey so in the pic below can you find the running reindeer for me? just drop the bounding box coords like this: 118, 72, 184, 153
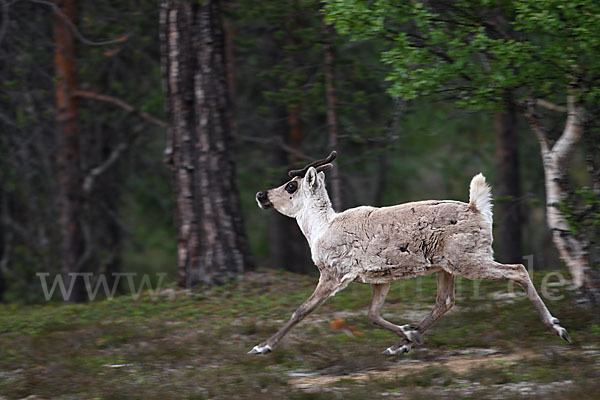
250, 151, 570, 355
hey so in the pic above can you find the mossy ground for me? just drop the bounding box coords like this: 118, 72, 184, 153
0, 269, 599, 399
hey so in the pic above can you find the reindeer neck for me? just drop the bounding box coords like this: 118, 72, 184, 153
296, 195, 335, 249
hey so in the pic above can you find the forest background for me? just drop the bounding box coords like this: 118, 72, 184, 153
1, 1, 600, 398
1, 0, 598, 303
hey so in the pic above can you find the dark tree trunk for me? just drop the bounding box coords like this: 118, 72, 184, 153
223, 13, 236, 113
161, 2, 198, 286
267, 115, 312, 274
263, 20, 312, 274
0, 270, 4, 303
372, 152, 388, 207
268, 142, 294, 272
161, 0, 254, 287
324, 24, 342, 211
194, 0, 254, 283
495, 95, 522, 264
54, 0, 86, 302
0, 194, 4, 302
93, 162, 122, 293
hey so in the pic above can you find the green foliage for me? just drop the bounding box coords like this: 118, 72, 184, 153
325, 0, 600, 107
559, 186, 600, 236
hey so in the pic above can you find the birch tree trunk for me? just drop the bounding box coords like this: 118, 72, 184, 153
54, 0, 86, 302
160, 0, 254, 287
527, 90, 600, 304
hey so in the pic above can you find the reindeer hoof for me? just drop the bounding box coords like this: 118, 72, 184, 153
248, 344, 272, 354
383, 343, 411, 356
401, 324, 423, 345
382, 347, 395, 356
549, 318, 571, 344
555, 326, 571, 344
550, 322, 571, 343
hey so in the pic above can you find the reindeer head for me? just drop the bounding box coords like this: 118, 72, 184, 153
256, 151, 336, 218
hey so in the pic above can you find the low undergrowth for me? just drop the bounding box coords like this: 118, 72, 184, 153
0, 268, 598, 399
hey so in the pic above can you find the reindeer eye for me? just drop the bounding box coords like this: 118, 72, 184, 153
285, 181, 298, 194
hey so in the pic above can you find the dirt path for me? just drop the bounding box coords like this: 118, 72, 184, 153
288, 348, 536, 391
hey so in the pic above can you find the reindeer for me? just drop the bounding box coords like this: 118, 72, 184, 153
249, 151, 571, 355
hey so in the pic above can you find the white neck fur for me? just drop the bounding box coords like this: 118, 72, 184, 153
295, 191, 335, 249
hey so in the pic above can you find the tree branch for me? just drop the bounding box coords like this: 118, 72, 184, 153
536, 99, 567, 113
524, 99, 550, 156
29, 0, 130, 46
74, 90, 167, 129
552, 91, 584, 166
236, 134, 311, 161
76, 90, 164, 194
82, 142, 128, 194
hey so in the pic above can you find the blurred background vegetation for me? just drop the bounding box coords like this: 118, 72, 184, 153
0, 0, 598, 304
1, 1, 600, 399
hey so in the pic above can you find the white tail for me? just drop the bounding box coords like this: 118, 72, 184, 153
469, 173, 493, 225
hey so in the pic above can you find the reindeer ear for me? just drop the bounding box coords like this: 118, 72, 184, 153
317, 171, 325, 182
304, 167, 319, 190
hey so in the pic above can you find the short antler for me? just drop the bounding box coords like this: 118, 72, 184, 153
288, 151, 337, 178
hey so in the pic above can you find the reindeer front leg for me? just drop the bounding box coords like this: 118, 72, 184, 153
248, 274, 344, 354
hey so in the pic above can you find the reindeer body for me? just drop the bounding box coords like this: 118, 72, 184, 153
249, 152, 570, 356
313, 201, 490, 285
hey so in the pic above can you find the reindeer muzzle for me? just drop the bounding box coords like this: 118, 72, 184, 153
256, 191, 273, 209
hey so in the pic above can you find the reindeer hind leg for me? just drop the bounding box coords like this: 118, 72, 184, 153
455, 260, 570, 343
384, 270, 455, 355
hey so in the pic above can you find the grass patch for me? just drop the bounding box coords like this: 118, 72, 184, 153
0, 268, 598, 399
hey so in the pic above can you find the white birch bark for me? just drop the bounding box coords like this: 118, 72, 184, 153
527, 91, 595, 291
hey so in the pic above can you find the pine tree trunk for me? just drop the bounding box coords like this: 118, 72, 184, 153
0, 194, 4, 302
267, 130, 311, 274
372, 152, 388, 206
194, 0, 254, 283
268, 140, 294, 272
265, 33, 311, 274
94, 167, 122, 292
161, 2, 199, 287
54, 0, 86, 302
161, 0, 253, 287
495, 95, 522, 263
324, 24, 342, 211
282, 107, 313, 274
